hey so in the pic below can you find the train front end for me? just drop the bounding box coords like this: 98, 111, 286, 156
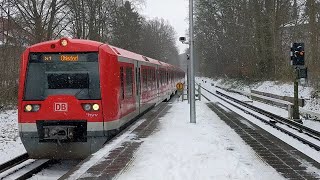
18, 39, 108, 159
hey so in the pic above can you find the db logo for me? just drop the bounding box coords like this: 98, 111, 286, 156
54, 103, 68, 112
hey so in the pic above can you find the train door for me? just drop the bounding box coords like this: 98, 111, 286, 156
135, 61, 141, 114
118, 61, 137, 121
156, 65, 160, 102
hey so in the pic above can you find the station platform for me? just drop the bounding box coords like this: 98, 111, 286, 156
60, 99, 320, 180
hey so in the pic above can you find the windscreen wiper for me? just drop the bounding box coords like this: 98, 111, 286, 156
75, 88, 86, 98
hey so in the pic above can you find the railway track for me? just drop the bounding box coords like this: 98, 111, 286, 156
0, 153, 57, 180
199, 84, 320, 151
0, 153, 29, 174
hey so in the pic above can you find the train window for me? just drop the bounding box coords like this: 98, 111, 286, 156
146, 69, 149, 90
160, 70, 163, 86
143, 68, 148, 91
47, 73, 89, 89
120, 67, 124, 100
171, 72, 173, 82
154, 69, 156, 88
148, 69, 152, 90
24, 53, 101, 100
159, 70, 162, 86
156, 69, 159, 88
162, 70, 165, 86
150, 69, 153, 90
163, 70, 165, 85
151, 69, 156, 89
126, 67, 133, 97
164, 71, 166, 85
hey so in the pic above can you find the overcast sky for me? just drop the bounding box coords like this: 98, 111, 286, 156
141, 0, 189, 54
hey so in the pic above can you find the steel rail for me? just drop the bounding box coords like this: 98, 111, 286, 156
201, 93, 211, 101
0, 158, 57, 180
0, 153, 29, 173
14, 159, 56, 180
199, 85, 320, 151
215, 90, 320, 139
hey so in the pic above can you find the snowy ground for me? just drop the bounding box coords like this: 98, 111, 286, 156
197, 77, 320, 131
199, 81, 320, 163
0, 110, 26, 164
117, 102, 284, 180
198, 77, 320, 112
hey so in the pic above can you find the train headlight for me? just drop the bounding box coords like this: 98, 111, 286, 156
24, 104, 41, 112
61, 39, 68, 46
82, 104, 92, 111
33, 104, 40, 112
24, 105, 32, 112
92, 104, 100, 111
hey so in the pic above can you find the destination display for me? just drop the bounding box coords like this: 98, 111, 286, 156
29, 52, 98, 63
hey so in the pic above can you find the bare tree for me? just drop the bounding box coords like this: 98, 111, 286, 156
141, 18, 179, 65
111, 1, 142, 52
306, 0, 319, 83
8, 0, 69, 44
194, 0, 294, 80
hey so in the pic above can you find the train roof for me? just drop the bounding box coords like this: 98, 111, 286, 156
108, 46, 183, 71
28, 38, 103, 52
109, 45, 163, 66
27, 38, 183, 71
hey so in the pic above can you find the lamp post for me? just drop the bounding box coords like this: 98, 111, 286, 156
189, 0, 196, 123
179, 0, 196, 123
187, 54, 190, 104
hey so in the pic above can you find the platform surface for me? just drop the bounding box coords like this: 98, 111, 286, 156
61, 100, 320, 180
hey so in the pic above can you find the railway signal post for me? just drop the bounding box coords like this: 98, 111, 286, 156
290, 43, 306, 123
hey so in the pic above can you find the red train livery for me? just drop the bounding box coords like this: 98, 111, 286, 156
18, 38, 185, 159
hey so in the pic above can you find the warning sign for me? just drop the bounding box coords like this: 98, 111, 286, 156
176, 83, 184, 91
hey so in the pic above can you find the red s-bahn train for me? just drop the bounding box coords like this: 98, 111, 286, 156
18, 38, 185, 159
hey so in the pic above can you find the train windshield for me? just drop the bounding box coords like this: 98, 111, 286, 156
24, 52, 101, 100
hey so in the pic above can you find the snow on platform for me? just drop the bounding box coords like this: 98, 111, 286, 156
116, 101, 284, 180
